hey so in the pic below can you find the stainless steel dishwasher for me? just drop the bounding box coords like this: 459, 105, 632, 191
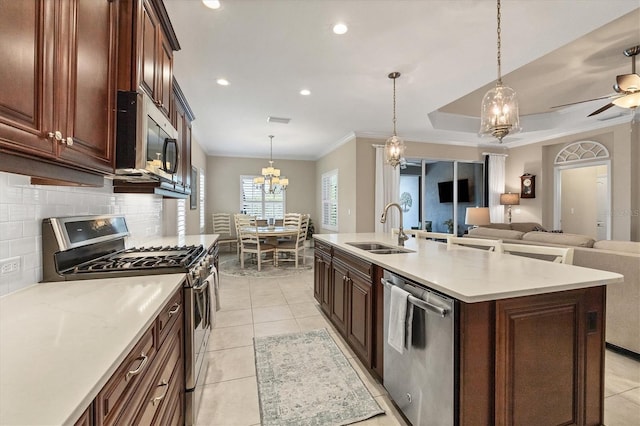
382, 270, 456, 426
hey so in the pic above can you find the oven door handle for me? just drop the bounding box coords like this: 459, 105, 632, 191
200, 273, 216, 328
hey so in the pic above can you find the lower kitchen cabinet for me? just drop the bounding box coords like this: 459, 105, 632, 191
90, 287, 184, 426
314, 244, 381, 372
458, 286, 605, 426
313, 241, 332, 315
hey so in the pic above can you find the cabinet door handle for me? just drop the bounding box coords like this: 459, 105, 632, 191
151, 380, 169, 406
65, 136, 73, 146
48, 131, 63, 142
125, 353, 149, 381
167, 303, 180, 317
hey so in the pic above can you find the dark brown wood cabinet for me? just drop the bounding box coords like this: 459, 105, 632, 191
346, 270, 373, 366
118, 0, 180, 118
313, 241, 332, 315
314, 245, 377, 369
91, 287, 184, 426
172, 79, 195, 194
0, 0, 117, 185
458, 286, 606, 426
330, 258, 349, 335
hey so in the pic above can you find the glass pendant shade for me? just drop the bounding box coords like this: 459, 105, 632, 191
385, 135, 405, 168
479, 83, 521, 142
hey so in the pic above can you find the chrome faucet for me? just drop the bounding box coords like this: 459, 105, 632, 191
380, 202, 409, 246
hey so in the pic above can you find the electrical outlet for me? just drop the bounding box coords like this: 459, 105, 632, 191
0, 257, 21, 275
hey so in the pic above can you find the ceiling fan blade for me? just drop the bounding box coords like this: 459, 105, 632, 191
587, 102, 616, 117
550, 95, 614, 109
615, 73, 640, 92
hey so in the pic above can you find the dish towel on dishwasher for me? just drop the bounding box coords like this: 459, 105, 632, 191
388, 285, 412, 354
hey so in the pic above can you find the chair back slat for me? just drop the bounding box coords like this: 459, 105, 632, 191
447, 236, 504, 252
502, 243, 574, 264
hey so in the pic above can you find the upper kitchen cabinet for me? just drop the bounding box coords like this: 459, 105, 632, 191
172, 79, 194, 195
118, 0, 180, 119
0, 0, 118, 185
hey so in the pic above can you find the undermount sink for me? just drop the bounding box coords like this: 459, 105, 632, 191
346, 242, 414, 254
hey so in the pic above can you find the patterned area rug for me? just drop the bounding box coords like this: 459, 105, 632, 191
218, 250, 313, 278
254, 329, 384, 426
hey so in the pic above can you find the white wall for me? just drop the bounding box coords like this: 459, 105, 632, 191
506, 122, 637, 240
206, 155, 316, 233
0, 172, 165, 296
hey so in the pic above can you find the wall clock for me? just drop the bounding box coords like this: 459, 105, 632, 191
520, 174, 535, 198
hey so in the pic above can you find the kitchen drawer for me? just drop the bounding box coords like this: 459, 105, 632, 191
134, 322, 183, 425
74, 405, 92, 426
94, 322, 157, 426
334, 249, 372, 279
160, 376, 184, 426
157, 290, 183, 347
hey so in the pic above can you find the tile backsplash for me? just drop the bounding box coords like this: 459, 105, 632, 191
0, 172, 164, 296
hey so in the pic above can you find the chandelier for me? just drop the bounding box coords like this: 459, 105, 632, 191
479, 0, 521, 143
385, 72, 405, 168
254, 135, 289, 194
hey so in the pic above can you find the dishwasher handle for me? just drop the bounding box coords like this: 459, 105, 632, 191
381, 278, 448, 318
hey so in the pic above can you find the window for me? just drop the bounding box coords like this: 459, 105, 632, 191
177, 199, 186, 238
322, 170, 338, 231
240, 175, 286, 218
199, 168, 206, 233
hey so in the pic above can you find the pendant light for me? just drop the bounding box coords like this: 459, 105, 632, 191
253, 135, 289, 194
385, 72, 405, 168
479, 0, 521, 143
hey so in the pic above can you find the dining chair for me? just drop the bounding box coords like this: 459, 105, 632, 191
234, 214, 256, 259
502, 243, 574, 264
239, 223, 276, 271
212, 213, 236, 252
279, 213, 301, 243
276, 214, 309, 267
447, 236, 504, 252
413, 230, 453, 241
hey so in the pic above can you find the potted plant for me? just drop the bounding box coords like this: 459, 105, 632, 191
443, 219, 454, 234
305, 218, 315, 248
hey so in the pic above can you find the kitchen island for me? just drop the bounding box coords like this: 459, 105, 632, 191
314, 233, 623, 426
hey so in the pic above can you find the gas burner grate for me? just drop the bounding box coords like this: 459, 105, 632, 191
72, 244, 205, 274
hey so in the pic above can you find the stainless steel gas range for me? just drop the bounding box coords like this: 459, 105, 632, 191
41, 215, 217, 426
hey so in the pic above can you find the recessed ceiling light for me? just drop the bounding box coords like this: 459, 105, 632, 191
333, 23, 348, 35
216, 78, 229, 86
202, 0, 221, 9
300, 89, 311, 96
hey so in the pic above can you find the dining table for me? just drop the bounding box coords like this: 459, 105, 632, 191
241, 225, 299, 238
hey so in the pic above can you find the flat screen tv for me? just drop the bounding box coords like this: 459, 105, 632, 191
438, 179, 470, 203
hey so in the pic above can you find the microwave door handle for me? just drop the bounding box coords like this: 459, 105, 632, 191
161, 138, 179, 174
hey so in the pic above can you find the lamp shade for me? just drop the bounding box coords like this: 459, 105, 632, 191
499, 193, 520, 206
465, 207, 490, 226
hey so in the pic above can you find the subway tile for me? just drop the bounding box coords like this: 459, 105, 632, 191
6, 173, 29, 187
0, 222, 22, 240
9, 237, 37, 257
0, 205, 9, 222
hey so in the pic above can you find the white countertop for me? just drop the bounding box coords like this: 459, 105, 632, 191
315, 233, 623, 303
0, 274, 185, 425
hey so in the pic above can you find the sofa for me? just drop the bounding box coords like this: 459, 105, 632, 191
465, 223, 640, 356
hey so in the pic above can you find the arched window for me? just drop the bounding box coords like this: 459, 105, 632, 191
554, 141, 610, 165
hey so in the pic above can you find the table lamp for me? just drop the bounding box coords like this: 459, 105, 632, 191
465, 207, 490, 229
500, 193, 520, 224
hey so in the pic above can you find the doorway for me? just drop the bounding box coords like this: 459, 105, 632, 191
554, 163, 611, 240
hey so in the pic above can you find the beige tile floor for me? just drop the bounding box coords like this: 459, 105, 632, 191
197, 252, 640, 426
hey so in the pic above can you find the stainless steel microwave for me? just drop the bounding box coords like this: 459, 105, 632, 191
115, 91, 179, 184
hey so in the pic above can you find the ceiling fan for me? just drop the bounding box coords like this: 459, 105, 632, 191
552, 45, 640, 117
